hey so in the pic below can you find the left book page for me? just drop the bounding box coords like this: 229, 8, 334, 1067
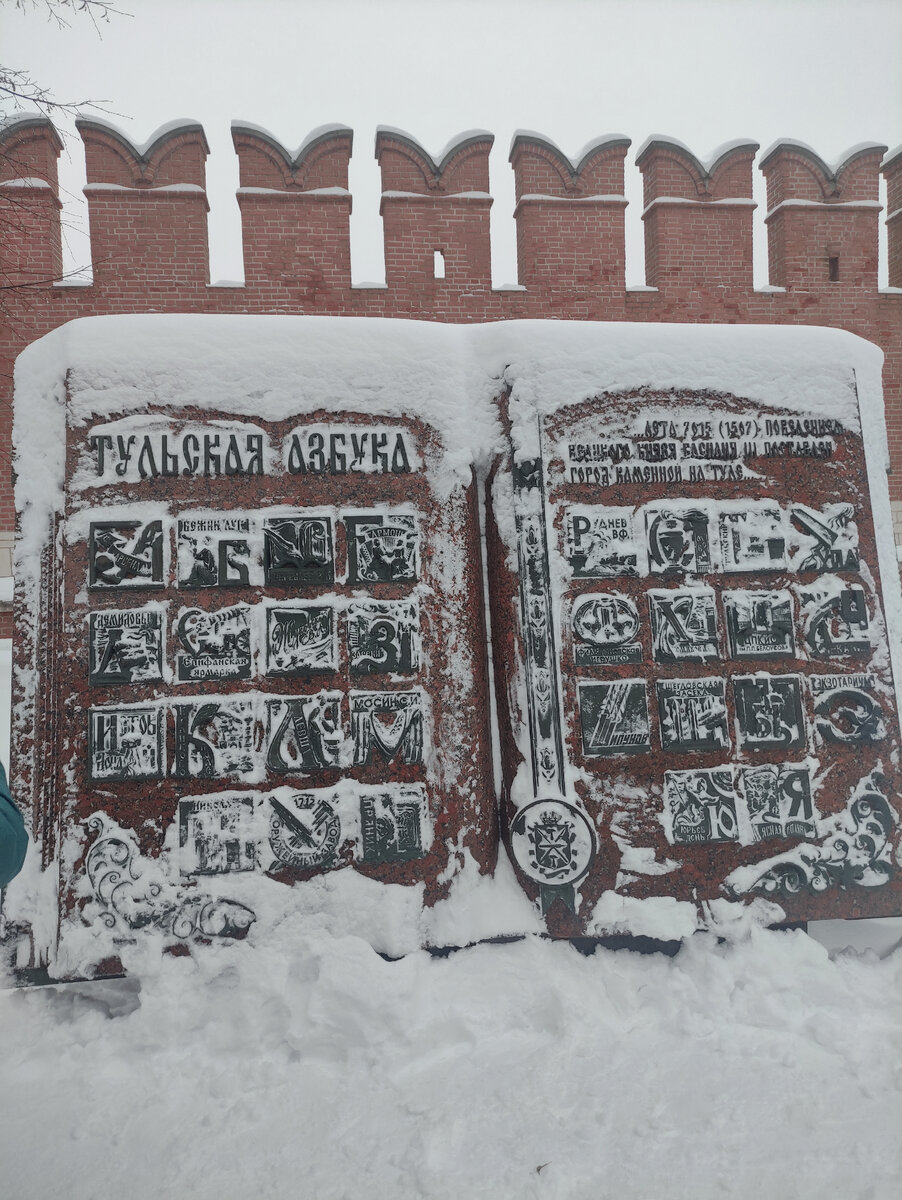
10, 317, 498, 981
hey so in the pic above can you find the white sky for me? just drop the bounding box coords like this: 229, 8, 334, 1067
4, 0, 902, 287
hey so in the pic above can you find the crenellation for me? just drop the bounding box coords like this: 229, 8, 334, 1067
762, 142, 886, 292
637, 140, 758, 290
376, 128, 494, 292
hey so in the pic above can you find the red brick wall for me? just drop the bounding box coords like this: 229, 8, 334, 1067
2, 119, 900, 537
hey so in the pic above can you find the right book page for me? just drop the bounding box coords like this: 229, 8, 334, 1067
485, 324, 902, 935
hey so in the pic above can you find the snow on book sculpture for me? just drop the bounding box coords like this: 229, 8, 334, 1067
7, 317, 902, 979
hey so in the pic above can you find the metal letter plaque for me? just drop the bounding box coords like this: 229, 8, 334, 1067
665, 768, 739, 844
360, 788, 428, 863
347, 600, 419, 675
578, 680, 651, 756
268, 792, 342, 870
89, 705, 164, 780
742, 765, 816, 842
346, 514, 419, 584
177, 517, 255, 588
656, 679, 729, 753
723, 590, 795, 661
791, 503, 860, 573
810, 674, 887, 745
648, 588, 719, 663
89, 519, 164, 588
89, 609, 163, 685
175, 605, 251, 683
179, 795, 258, 875
265, 695, 343, 773
172, 699, 257, 779
718, 506, 787, 572
350, 690, 424, 766
801, 583, 872, 658
733, 675, 806, 752
571, 594, 642, 667
566, 507, 642, 578
646, 506, 712, 575
266, 606, 336, 676
263, 516, 334, 587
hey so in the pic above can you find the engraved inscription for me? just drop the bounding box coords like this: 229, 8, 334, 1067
90, 427, 265, 483
285, 426, 415, 476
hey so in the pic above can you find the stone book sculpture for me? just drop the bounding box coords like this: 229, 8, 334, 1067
7, 316, 902, 980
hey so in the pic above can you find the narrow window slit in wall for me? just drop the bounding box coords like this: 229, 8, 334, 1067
433, 250, 446, 279
828, 256, 840, 282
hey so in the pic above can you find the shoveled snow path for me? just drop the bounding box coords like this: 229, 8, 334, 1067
2, 925, 900, 1200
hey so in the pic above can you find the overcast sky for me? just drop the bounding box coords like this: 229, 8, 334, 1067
5, 0, 902, 287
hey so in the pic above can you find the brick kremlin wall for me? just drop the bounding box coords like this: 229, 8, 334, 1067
2, 114, 901, 639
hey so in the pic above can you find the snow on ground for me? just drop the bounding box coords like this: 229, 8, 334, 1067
1, 920, 900, 1200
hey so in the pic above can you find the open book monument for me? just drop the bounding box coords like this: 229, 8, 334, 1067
6, 317, 902, 980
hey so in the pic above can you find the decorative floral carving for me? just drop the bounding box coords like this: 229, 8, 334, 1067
84, 815, 255, 940
733, 775, 896, 899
